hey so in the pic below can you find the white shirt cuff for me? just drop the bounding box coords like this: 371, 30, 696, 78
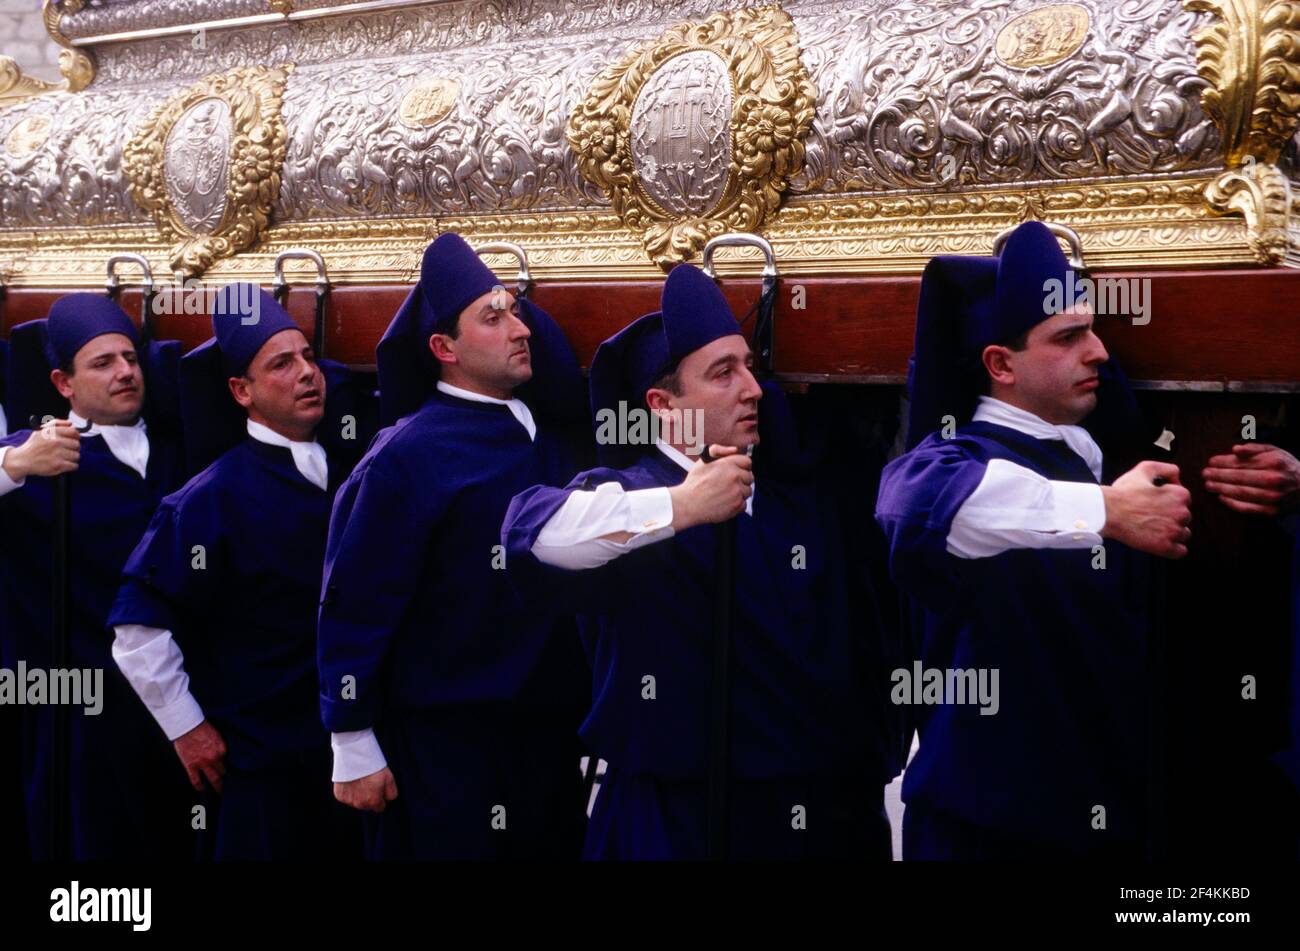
331, 729, 388, 782
947, 458, 1106, 558
1049, 479, 1107, 541
532, 484, 675, 570
0, 446, 25, 496
624, 486, 674, 536
111, 623, 206, 740
153, 693, 207, 742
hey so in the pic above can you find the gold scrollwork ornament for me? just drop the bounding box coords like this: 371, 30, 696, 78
0, 57, 60, 110
1185, 0, 1300, 263
41, 1, 94, 93
123, 65, 294, 278
567, 5, 817, 266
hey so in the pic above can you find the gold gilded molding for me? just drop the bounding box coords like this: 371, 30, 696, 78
1203, 159, 1295, 261
0, 176, 1259, 287
41, 1, 95, 93
1185, 0, 1300, 262
398, 77, 460, 128
995, 4, 1092, 70
268, 1, 295, 14
0, 56, 60, 110
122, 65, 295, 279
567, 5, 816, 267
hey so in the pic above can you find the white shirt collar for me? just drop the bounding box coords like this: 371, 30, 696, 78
435, 380, 536, 442
655, 438, 753, 516
246, 419, 329, 491
68, 410, 149, 479
972, 396, 1103, 481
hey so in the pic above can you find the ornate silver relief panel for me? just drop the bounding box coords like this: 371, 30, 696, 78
630, 49, 734, 218
789, 0, 1219, 194
162, 96, 231, 234
2, 0, 1225, 234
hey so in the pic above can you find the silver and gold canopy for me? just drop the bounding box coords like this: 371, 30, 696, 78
1, 0, 1299, 285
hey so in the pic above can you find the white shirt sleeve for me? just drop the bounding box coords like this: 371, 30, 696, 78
946, 458, 1107, 559
0, 446, 26, 497
111, 624, 206, 740
531, 482, 676, 570
331, 729, 388, 782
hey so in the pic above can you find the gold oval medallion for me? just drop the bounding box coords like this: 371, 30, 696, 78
398, 77, 461, 128
5, 114, 52, 158
995, 4, 1091, 70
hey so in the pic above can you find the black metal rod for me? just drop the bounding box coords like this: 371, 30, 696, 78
1145, 559, 1169, 860
704, 274, 775, 861
707, 511, 738, 861
40, 414, 90, 862
49, 437, 73, 862
754, 278, 777, 374
1146, 473, 1170, 860
313, 287, 328, 359
139, 288, 155, 348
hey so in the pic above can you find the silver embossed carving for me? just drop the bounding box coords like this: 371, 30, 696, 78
0, 0, 1225, 233
796, 0, 1218, 192
631, 50, 734, 218
60, 0, 272, 40
163, 97, 230, 234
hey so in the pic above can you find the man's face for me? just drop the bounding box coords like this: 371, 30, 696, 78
992, 306, 1108, 425
51, 332, 145, 425
229, 328, 325, 441
430, 288, 532, 398
651, 334, 763, 450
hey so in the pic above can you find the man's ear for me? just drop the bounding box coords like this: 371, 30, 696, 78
982, 344, 1016, 388
429, 332, 457, 366
49, 368, 75, 401
228, 376, 254, 410
645, 387, 675, 416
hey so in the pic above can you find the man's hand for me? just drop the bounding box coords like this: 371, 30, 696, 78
1202, 443, 1300, 517
2, 421, 80, 482
174, 720, 227, 794
1100, 461, 1192, 559
334, 767, 399, 813
668, 444, 753, 531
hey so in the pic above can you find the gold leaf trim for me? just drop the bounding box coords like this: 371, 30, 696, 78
41, 1, 95, 93
567, 4, 816, 267
1184, 0, 1300, 263
1204, 161, 1293, 261
0, 56, 60, 110
122, 65, 295, 279
0, 177, 1261, 286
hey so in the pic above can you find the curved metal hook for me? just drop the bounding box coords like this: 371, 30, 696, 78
701, 233, 778, 282
992, 222, 1087, 270
105, 254, 154, 295
474, 241, 532, 299
272, 248, 330, 293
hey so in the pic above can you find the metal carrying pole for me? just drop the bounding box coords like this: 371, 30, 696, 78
36, 413, 92, 862
105, 254, 156, 345
699, 233, 779, 860
273, 248, 331, 358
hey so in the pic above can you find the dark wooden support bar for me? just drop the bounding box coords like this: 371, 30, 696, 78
6, 267, 1297, 385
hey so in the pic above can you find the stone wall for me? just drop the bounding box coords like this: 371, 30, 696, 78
0, 2, 64, 84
